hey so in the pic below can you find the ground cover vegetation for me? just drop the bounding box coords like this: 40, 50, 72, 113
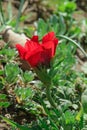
0, 0, 87, 129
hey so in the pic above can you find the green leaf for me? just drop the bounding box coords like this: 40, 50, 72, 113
15, 87, 33, 101
37, 19, 48, 39
0, 102, 10, 108
0, 70, 4, 75
39, 118, 50, 130
58, 1, 76, 13
23, 71, 34, 83
49, 15, 58, 26
0, 94, 7, 99
64, 110, 75, 124
5, 63, 20, 83
0, 82, 3, 89
24, 26, 35, 37
0, 48, 16, 59
76, 107, 83, 121
0, 116, 29, 130
65, 1, 77, 13
7, 1, 12, 20
81, 89, 87, 113
0, 77, 5, 89
58, 15, 66, 35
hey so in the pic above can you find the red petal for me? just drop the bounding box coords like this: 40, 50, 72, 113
25, 46, 43, 60
16, 44, 26, 59
53, 38, 58, 45
25, 39, 39, 52
27, 51, 44, 67
42, 32, 58, 57
42, 49, 52, 64
42, 32, 55, 43
42, 41, 55, 57
31, 36, 39, 42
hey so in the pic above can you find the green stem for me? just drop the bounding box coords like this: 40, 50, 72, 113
0, 0, 5, 25
45, 86, 57, 108
15, 0, 24, 31
58, 35, 87, 58
34, 68, 57, 108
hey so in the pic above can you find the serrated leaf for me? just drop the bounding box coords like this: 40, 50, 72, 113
5, 63, 20, 83
23, 71, 34, 83
37, 18, 48, 39
64, 110, 75, 124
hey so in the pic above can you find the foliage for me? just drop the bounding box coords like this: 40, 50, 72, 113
0, 0, 87, 130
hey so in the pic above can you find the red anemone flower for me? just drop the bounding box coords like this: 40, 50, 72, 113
16, 32, 58, 68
